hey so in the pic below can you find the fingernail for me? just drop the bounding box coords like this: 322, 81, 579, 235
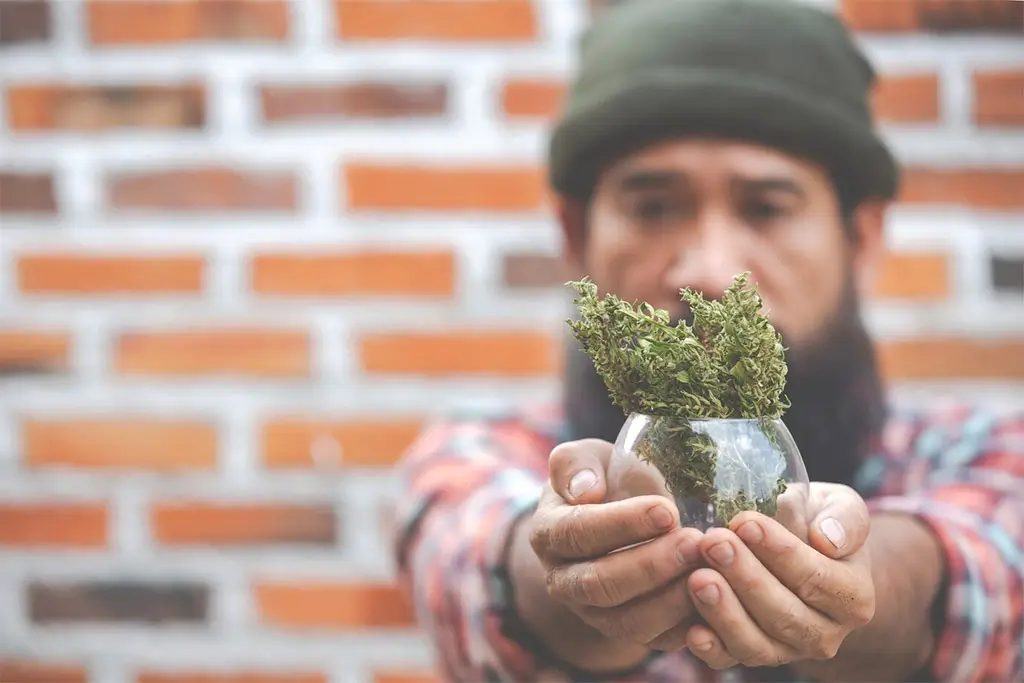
696, 585, 720, 605
677, 538, 700, 565
568, 469, 597, 499
694, 639, 714, 652
820, 517, 847, 550
737, 521, 763, 545
648, 505, 674, 530
707, 541, 734, 567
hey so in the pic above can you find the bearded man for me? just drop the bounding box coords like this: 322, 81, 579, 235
390, 0, 1024, 681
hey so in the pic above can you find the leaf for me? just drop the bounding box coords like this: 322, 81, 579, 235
564, 272, 792, 525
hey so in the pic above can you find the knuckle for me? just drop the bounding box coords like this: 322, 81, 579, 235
544, 568, 568, 603
796, 566, 829, 603
767, 605, 806, 644
848, 592, 876, 627
578, 564, 618, 606
548, 441, 577, 467
528, 519, 550, 555
740, 649, 778, 669
562, 507, 591, 556
812, 636, 842, 661
708, 656, 739, 671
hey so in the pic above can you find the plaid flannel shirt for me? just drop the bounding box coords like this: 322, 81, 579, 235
391, 400, 1024, 682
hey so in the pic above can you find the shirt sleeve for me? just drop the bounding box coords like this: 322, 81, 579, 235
389, 416, 547, 681
389, 415, 668, 682
866, 409, 1024, 683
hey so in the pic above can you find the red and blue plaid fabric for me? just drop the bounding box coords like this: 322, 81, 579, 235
391, 401, 1024, 682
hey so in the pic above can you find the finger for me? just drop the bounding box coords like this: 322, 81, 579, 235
685, 623, 739, 671
549, 527, 703, 608
532, 490, 678, 561
549, 439, 613, 504
576, 548, 704, 645
698, 527, 841, 657
805, 484, 871, 560
687, 568, 796, 669
729, 513, 874, 625
645, 619, 691, 652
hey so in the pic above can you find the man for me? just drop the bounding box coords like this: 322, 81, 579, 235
390, 0, 1024, 681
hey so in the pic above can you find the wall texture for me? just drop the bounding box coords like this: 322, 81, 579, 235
0, 1, 1022, 682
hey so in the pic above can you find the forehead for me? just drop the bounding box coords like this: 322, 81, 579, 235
598, 137, 831, 190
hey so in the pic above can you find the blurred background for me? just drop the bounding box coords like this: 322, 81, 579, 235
0, 0, 1021, 682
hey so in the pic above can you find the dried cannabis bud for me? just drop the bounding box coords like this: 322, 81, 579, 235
566, 272, 793, 526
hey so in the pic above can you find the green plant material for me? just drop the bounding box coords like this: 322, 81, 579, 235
565, 272, 792, 525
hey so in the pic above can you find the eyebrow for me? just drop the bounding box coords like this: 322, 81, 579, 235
615, 169, 684, 191
736, 177, 806, 198
613, 169, 806, 199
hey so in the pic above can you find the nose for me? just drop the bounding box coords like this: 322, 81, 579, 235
661, 218, 745, 300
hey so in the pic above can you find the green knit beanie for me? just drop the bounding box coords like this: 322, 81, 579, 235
548, 0, 900, 207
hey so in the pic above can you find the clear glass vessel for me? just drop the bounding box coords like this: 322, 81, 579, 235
611, 414, 810, 533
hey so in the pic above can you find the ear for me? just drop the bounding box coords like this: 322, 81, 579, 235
847, 199, 888, 299
556, 196, 589, 280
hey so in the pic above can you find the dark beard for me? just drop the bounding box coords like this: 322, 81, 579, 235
561, 280, 888, 488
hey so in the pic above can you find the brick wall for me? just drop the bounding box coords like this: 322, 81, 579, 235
0, 1, 1022, 681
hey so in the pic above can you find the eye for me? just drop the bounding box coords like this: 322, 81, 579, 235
628, 196, 687, 226
743, 200, 788, 223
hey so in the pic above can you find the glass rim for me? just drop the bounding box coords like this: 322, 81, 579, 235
628, 414, 784, 424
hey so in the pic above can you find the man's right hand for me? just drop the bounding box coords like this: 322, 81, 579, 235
510, 439, 706, 673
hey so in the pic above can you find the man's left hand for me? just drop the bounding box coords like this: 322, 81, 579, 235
684, 483, 877, 670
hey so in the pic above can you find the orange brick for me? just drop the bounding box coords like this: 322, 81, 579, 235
359, 331, 557, 377
115, 329, 310, 378
0, 662, 87, 683
250, 251, 455, 298
501, 78, 564, 119
840, 0, 1022, 32
138, 675, 326, 683
873, 74, 940, 123
23, 419, 218, 471
973, 70, 1024, 126
151, 503, 336, 546
900, 168, 1024, 209
6, 83, 205, 131
873, 252, 949, 301
335, 0, 536, 42
17, 254, 205, 295
87, 0, 289, 45
261, 418, 425, 468
254, 582, 415, 628
259, 82, 448, 123
0, 331, 70, 374
0, 504, 108, 548
108, 168, 297, 213
839, 0, 917, 30
373, 673, 439, 683
879, 338, 1024, 380
344, 164, 545, 213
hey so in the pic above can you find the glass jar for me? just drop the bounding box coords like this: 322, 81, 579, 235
610, 413, 810, 533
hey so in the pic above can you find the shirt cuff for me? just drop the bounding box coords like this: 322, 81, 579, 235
868, 495, 1001, 683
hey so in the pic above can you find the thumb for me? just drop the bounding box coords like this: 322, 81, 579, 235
548, 438, 613, 505
807, 483, 871, 560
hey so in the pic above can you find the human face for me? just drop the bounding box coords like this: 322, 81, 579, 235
559, 138, 886, 354
558, 137, 892, 484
